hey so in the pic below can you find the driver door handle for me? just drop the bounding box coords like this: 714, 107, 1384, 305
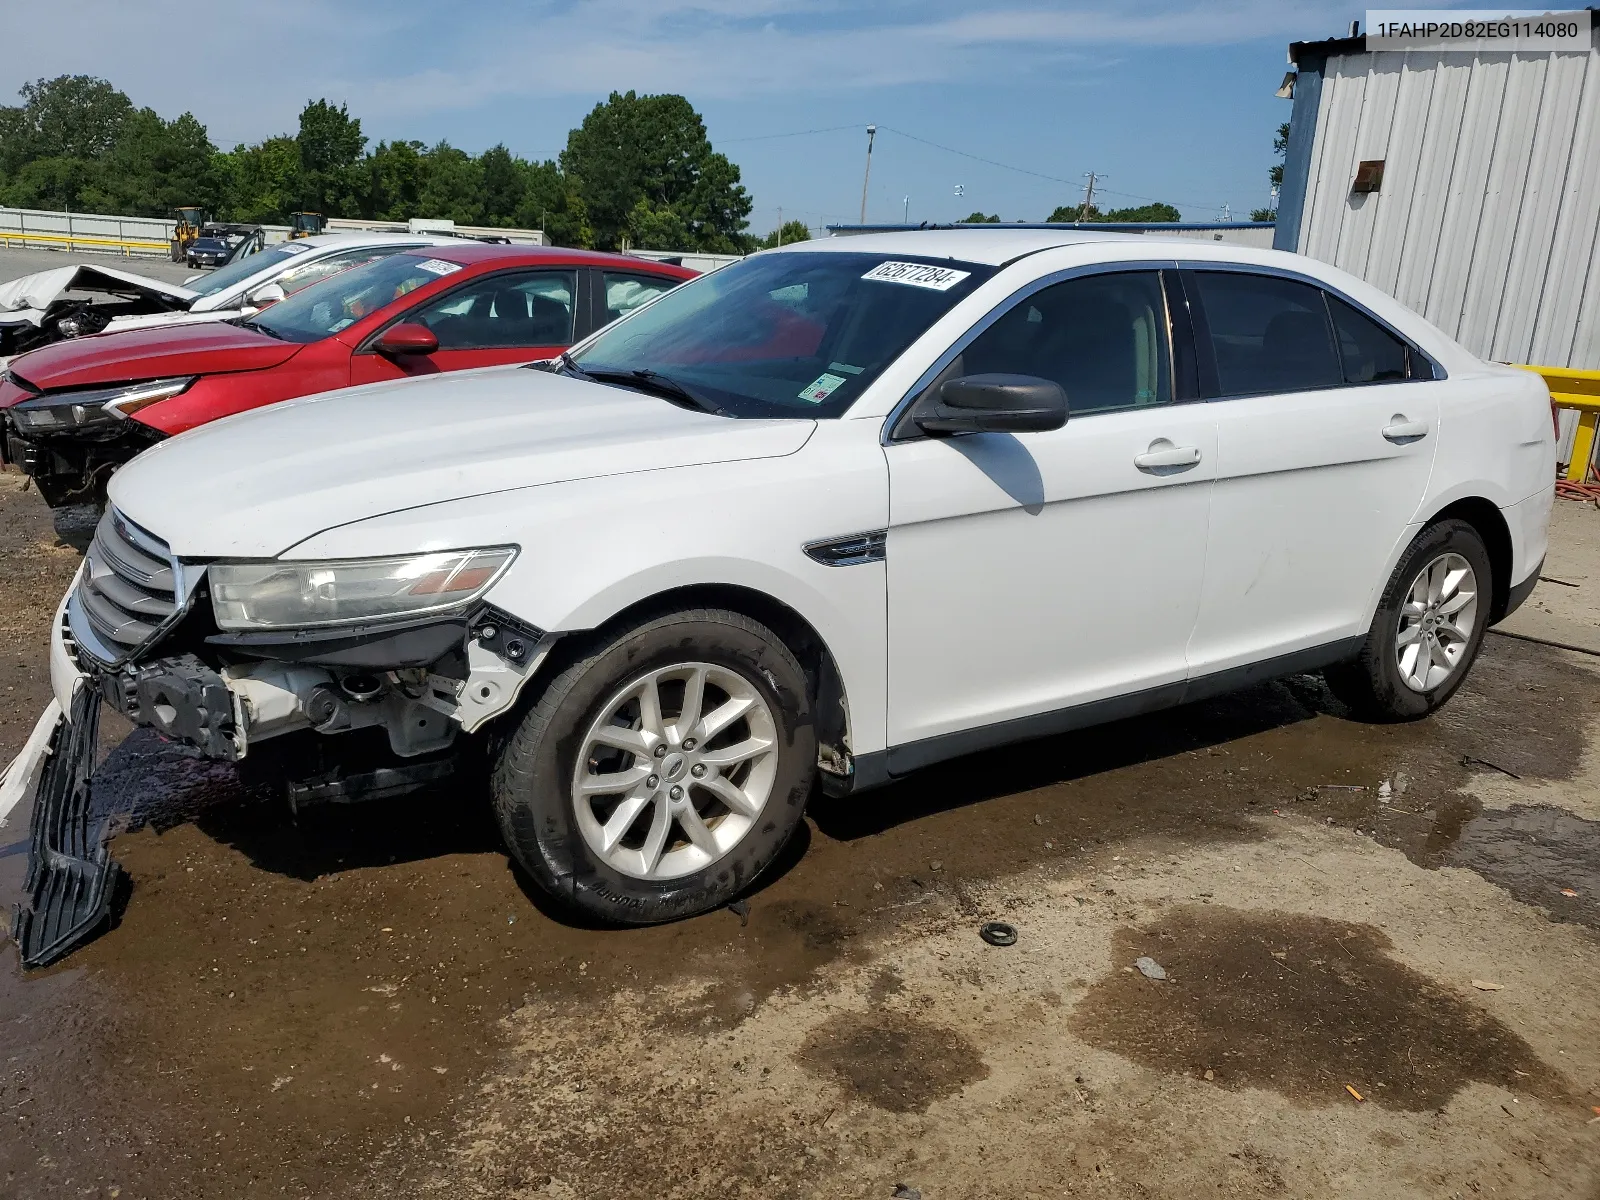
1134, 440, 1203, 472
1382, 416, 1430, 442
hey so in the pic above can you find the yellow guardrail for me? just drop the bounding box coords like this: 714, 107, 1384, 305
1515, 364, 1600, 483
0, 230, 171, 255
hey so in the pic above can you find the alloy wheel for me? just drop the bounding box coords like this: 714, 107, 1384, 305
570, 662, 778, 881
1395, 552, 1478, 692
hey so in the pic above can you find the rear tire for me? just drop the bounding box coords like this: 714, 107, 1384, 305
1325, 518, 1493, 721
491, 608, 816, 925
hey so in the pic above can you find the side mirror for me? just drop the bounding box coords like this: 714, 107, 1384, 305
375, 322, 439, 356
915, 373, 1068, 436
246, 282, 286, 307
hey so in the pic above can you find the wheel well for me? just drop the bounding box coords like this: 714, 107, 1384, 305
567, 584, 851, 757
1426, 497, 1512, 622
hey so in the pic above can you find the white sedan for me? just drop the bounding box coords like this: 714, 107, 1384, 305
5, 228, 1556, 963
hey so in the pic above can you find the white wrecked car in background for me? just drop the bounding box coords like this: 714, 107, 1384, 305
0, 232, 460, 362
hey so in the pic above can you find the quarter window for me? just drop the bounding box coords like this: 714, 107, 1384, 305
945, 271, 1172, 415
406, 270, 577, 349
1327, 293, 1410, 383
1190, 272, 1342, 397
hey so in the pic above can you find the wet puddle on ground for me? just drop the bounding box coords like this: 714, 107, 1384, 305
797, 1010, 989, 1113
1, 616, 1596, 1194
1071, 906, 1567, 1111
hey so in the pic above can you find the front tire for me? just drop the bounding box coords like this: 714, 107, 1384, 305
491, 608, 816, 925
1325, 518, 1493, 720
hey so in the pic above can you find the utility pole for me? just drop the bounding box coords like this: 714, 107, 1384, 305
1078, 172, 1103, 222
903, 195, 910, 224
777, 206, 783, 246
859, 125, 876, 225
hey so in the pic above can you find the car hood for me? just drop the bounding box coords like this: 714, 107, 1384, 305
4, 321, 300, 395
0, 264, 197, 327
109, 367, 818, 558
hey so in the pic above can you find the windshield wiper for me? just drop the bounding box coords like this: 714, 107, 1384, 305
580, 367, 727, 416
548, 350, 595, 381
237, 318, 285, 341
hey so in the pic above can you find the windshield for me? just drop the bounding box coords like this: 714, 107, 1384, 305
244, 252, 455, 343
570, 251, 994, 418
186, 241, 313, 299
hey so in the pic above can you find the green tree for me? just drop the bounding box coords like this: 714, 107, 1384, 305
416, 142, 483, 224
0, 75, 134, 177
215, 135, 300, 223
561, 91, 750, 252
759, 219, 811, 248
963, 211, 1001, 223
514, 158, 591, 247
1252, 120, 1291, 221
1046, 200, 1181, 223
478, 144, 524, 225
362, 139, 427, 220
296, 99, 366, 216
95, 109, 219, 216
625, 196, 692, 250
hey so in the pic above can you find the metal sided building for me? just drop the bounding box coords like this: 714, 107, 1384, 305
1274, 20, 1600, 371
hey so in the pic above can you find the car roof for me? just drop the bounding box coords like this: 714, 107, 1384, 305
766, 228, 1145, 266
396, 243, 698, 277
288, 231, 461, 251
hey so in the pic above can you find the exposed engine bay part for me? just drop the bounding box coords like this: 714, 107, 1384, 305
0, 264, 196, 359
11, 686, 124, 970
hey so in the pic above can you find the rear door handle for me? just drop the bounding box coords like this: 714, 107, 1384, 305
1134, 439, 1202, 472
1382, 416, 1430, 443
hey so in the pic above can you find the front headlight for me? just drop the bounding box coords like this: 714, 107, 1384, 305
208, 547, 518, 631
9, 377, 195, 434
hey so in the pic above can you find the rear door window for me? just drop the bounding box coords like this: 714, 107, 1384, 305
602, 272, 678, 325
1189, 272, 1342, 397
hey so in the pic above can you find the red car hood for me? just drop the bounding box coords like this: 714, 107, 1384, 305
4, 321, 301, 396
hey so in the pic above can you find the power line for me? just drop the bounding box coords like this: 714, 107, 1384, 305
719, 123, 862, 144
873, 124, 1232, 216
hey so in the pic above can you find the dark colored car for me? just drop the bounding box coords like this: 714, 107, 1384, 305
0, 244, 694, 508
185, 236, 233, 269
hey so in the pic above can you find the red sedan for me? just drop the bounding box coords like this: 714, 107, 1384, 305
0, 244, 695, 509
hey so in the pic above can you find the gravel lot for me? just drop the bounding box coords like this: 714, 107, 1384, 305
1, 469, 1598, 1199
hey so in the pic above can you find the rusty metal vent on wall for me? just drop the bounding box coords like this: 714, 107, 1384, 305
1352, 160, 1386, 193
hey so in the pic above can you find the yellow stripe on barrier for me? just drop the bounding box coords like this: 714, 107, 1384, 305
0, 230, 171, 253
1515, 364, 1600, 482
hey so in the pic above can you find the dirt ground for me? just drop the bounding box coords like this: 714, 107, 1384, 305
2, 468, 1599, 1200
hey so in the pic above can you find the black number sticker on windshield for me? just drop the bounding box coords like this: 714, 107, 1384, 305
862, 261, 972, 291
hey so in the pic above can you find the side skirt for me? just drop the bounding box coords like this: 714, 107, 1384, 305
833, 636, 1365, 797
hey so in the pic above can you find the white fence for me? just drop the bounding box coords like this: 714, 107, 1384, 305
0, 206, 192, 257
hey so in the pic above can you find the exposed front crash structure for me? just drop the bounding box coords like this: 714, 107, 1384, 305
0, 264, 197, 362
6, 508, 550, 967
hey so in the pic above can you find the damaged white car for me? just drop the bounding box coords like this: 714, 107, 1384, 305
0, 232, 458, 362
2, 229, 1555, 966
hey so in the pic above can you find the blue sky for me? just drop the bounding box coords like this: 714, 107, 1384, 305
2, 1, 1381, 233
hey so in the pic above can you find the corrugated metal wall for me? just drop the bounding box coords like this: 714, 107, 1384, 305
1287, 47, 1600, 370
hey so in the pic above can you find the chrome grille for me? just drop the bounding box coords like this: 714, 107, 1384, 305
70, 509, 178, 662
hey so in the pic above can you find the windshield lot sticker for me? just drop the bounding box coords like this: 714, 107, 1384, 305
279, 242, 311, 254
862, 261, 971, 291
799, 372, 848, 403
416, 258, 463, 276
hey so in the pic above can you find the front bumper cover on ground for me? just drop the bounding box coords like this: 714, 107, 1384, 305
8, 685, 123, 969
